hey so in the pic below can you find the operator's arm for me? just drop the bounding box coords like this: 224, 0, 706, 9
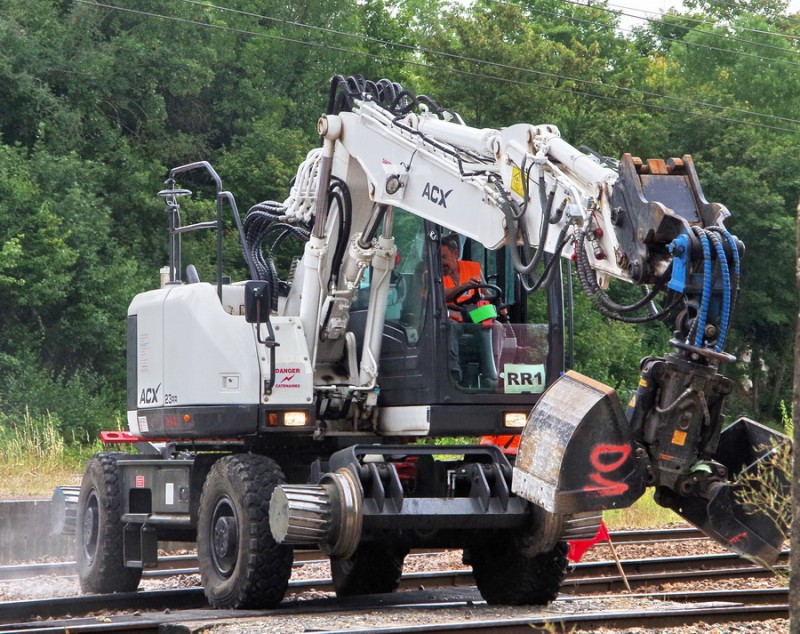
443, 274, 483, 303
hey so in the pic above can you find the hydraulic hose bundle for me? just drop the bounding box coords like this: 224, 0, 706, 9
573, 229, 680, 324
668, 225, 741, 355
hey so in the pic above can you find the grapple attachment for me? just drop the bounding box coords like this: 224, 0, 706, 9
655, 417, 790, 566
512, 371, 647, 514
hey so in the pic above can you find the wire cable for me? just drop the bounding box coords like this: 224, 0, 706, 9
72, 0, 800, 134
569, 0, 800, 45
606, 0, 800, 43
182, 0, 800, 128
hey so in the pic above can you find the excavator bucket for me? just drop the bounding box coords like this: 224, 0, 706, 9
655, 417, 790, 566
512, 371, 647, 514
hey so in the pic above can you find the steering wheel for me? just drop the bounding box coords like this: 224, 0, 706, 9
453, 283, 503, 307
450, 283, 507, 322
448, 283, 511, 322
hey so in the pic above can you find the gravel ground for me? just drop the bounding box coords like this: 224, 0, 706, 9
0, 526, 789, 633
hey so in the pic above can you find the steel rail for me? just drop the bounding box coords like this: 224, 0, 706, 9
0, 551, 787, 625
0, 588, 787, 633
330, 603, 789, 633
0, 527, 713, 582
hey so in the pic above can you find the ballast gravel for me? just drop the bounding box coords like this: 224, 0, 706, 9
0, 524, 788, 633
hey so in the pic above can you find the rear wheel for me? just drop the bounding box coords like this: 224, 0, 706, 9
469, 540, 568, 605
331, 543, 408, 597
197, 454, 293, 609
76, 453, 142, 593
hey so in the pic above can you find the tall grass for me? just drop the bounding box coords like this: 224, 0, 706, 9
0, 410, 104, 497
0, 410, 65, 464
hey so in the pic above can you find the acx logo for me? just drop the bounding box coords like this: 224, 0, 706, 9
139, 383, 161, 405
422, 182, 452, 208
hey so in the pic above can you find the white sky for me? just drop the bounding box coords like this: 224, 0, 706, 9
611, 0, 800, 30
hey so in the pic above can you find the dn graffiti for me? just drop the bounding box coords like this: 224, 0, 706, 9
584, 443, 631, 497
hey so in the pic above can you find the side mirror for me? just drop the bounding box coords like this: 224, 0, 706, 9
245, 280, 272, 324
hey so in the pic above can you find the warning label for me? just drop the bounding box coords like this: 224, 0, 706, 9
275, 367, 302, 389
510, 165, 524, 198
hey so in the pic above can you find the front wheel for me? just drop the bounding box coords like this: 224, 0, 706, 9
197, 454, 293, 609
331, 543, 408, 597
469, 540, 568, 605
76, 453, 142, 594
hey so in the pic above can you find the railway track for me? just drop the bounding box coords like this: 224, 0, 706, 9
0, 527, 709, 582
0, 552, 788, 623
0, 586, 788, 633
0, 528, 787, 633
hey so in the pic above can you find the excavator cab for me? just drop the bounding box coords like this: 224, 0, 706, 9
349, 209, 563, 439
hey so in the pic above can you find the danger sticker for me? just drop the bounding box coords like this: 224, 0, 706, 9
275, 367, 302, 389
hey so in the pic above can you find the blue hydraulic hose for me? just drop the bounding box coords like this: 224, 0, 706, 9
719, 228, 741, 307
692, 226, 713, 349
707, 231, 731, 352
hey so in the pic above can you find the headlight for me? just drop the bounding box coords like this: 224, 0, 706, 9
283, 411, 308, 427
503, 412, 527, 428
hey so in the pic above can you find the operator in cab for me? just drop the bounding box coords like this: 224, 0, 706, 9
441, 234, 484, 318
440, 234, 499, 389
441, 234, 519, 455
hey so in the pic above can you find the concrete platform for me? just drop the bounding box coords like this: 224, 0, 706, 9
0, 499, 75, 562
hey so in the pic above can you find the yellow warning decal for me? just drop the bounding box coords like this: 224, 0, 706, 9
510, 165, 524, 198
638, 378, 648, 388
671, 430, 687, 446
628, 395, 637, 408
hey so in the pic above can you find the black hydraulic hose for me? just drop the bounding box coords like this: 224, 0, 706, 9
519, 225, 571, 293
326, 177, 352, 288
243, 203, 310, 282
327, 74, 347, 113
328, 75, 409, 115
574, 230, 679, 323
575, 231, 664, 313
549, 198, 568, 225
318, 179, 353, 337
503, 172, 554, 279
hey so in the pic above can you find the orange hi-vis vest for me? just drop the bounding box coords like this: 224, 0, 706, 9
444, 260, 482, 321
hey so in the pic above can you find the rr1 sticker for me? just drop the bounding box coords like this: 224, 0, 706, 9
500, 364, 545, 394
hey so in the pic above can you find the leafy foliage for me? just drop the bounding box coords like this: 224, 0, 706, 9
0, 0, 798, 442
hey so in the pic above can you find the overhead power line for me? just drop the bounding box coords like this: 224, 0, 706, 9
72, 0, 800, 134
602, 0, 800, 44
490, 0, 800, 65
177, 0, 800, 128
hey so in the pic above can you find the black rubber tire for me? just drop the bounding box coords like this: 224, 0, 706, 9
197, 454, 293, 609
331, 543, 408, 597
470, 540, 568, 605
76, 452, 143, 594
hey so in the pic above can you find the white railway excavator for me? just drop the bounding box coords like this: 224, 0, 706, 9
54, 75, 789, 609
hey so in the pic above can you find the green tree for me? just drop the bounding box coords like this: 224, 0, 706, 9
638, 7, 800, 422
